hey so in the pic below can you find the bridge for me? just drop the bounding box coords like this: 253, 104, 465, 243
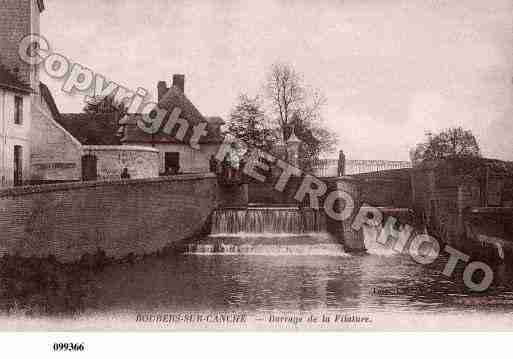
311, 158, 412, 177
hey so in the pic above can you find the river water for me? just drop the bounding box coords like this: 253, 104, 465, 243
2, 208, 513, 329
77, 238, 513, 315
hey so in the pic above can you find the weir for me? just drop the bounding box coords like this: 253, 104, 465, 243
185, 206, 347, 255
210, 207, 327, 235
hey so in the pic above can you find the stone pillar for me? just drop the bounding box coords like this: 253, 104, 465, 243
286, 127, 301, 167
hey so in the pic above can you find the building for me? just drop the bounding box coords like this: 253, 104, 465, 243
30, 88, 160, 182
120, 75, 224, 174
0, 66, 33, 187
0, 0, 46, 188
411, 157, 513, 247
0, 0, 160, 185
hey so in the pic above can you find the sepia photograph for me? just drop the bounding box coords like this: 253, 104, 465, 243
0, 0, 512, 342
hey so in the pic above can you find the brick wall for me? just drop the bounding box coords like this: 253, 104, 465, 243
0, 173, 220, 262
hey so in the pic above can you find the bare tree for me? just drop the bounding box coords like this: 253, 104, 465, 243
265, 62, 304, 142
264, 62, 337, 159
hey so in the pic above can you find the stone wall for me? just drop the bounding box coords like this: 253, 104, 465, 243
0, 173, 220, 262
130, 143, 219, 174
325, 178, 365, 252
84, 145, 160, 180
358, 178, 412, 208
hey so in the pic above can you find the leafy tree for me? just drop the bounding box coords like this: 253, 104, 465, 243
227, 94, 276, 152
411, 127, 481, 165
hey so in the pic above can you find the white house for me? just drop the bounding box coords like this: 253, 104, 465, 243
0, 67, 33, 187
0, 0, 46, 187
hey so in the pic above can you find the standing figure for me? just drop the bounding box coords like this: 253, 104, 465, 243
121, 167, 131, 179
209, 155, 219, 174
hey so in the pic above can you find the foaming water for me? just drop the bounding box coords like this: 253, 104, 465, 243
211, 207, 327, 235
208, 231, 332, 238
362, 224, 411, 256
186, 232, 347, 256
185, 243, 349, 256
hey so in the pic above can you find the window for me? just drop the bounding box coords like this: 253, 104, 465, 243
14, 96, 23, 125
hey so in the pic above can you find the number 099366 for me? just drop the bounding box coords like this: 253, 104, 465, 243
52, 343, 85, 352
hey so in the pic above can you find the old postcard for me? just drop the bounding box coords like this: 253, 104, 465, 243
0, 0, 512, 336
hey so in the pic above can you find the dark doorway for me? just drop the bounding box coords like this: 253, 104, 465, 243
13, 145, 23, 186
82, 154, 98, 181
165, 152, 180, 174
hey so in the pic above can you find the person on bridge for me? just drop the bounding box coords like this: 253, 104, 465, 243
121, 167, 131, 179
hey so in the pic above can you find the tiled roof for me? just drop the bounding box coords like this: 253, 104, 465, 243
121, 85, 223, 144
122, 114, 223, 144
58, 113, 121, 145
39, 82, 61, 120
0, 65, 32, 93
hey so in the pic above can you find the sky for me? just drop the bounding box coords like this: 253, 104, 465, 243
40, 0, 513, 161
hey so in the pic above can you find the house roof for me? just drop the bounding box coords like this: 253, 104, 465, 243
121, 85, 223, 144
39, 82, 61, 120
36, 82, 121, 146
0, 65, 32, 93
58, 113, 121, 145
121, 114, 223, 144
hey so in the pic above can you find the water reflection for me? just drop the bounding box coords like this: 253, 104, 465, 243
2, 239, 513, 317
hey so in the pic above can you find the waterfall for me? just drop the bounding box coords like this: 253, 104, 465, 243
184, 206, 347, 256
210, 207, 327, 236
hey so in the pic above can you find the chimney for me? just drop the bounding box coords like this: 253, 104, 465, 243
157, 81, 168, 102
172, 74, 185, 93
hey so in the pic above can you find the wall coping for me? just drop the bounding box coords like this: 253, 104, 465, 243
82, 145, 160, 153
0, 173, 216, 198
